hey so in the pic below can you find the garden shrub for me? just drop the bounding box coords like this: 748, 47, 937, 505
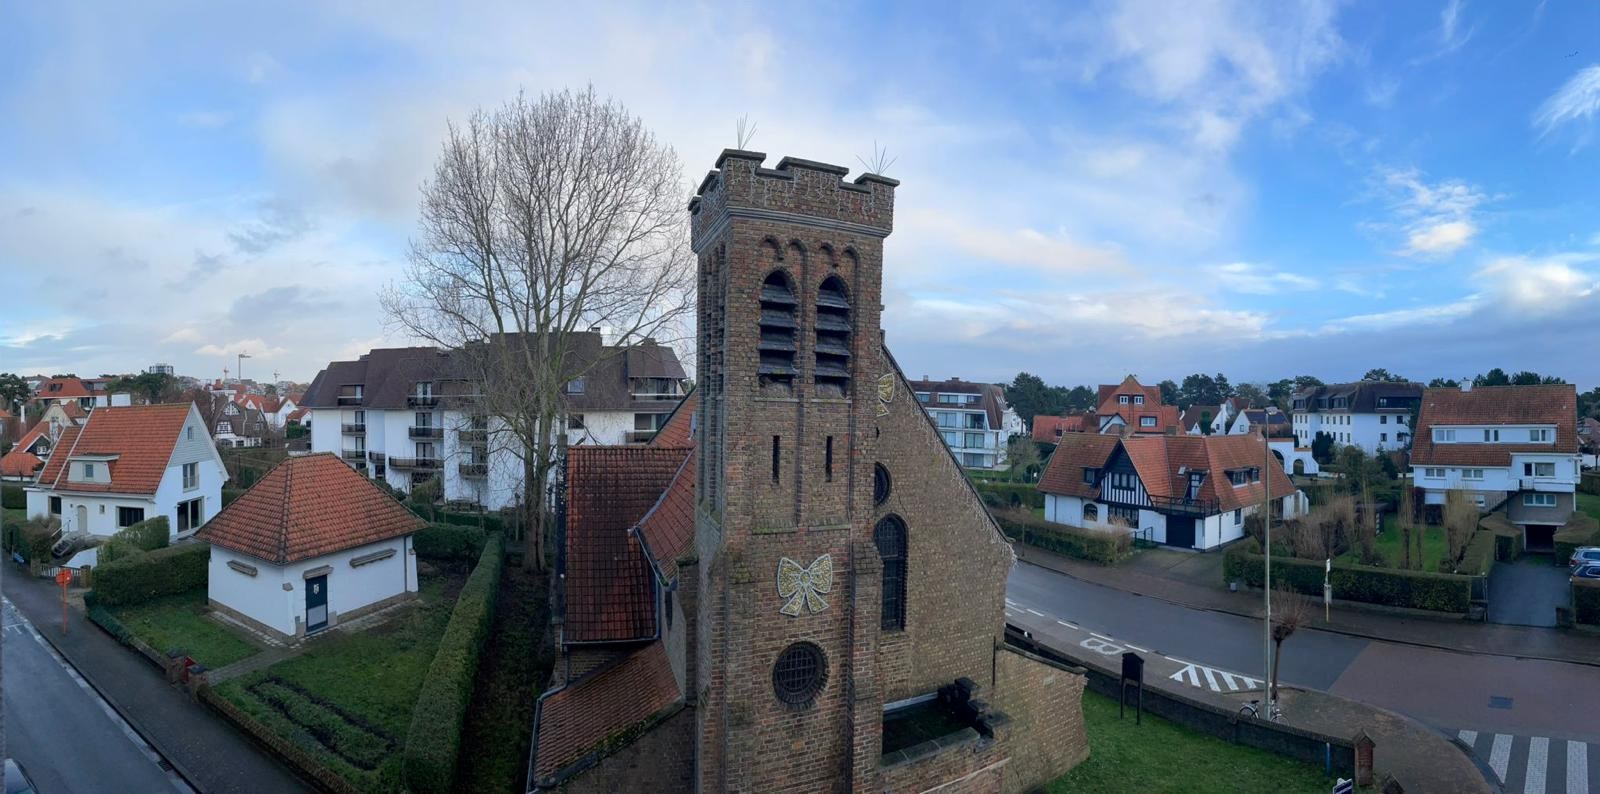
1457, 530, 1495, 577
1479, 512, 1521, 561
1, 484, 24, 510
435, 510, 506, 535
992, 509, 1129, 565
1554, 513, 1600, 567
1575, 579, 1600, 626
1580, 471, 1600, 497
93, 543, 209, 607
413, 523, 487, 562
14, 515, 60, 563
1225, 539, 1471, 613
402, 534, 504, 792
970, 481, 1044, 511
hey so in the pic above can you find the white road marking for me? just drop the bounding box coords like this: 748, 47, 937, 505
1200, 666, 1221, 692
1056, 619, 1078, 629
1170, 663, 1200, 687
1459, 729, 1478, 746
1218, 670, 1240, 692
1568, 741, 1588, 794
1004, 599, 1017, 606
1025, 608, 1045, 617
1089, 632, 1116, 642
1125, 643, 1150, 653
1526, 736, 1549, 794
1489, 733, 1512, 782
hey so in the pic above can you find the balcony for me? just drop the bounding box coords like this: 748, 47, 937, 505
341, 423, 366, 435
389, 456, 440, 470
625, 430, 658, 444
409, 426, 443, 440
457, 428, 488, 444
407, 394, 439, 408
367, 450, 386, 464
1145, 494, 1221, 517
1521, 477, 1573, 492
337, 394, 363, 405
341, 449, 367, 462
459, 462, 488, 478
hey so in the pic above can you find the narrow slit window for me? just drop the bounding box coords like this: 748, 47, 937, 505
825, 436, 834, 482
772, 435, 781, 483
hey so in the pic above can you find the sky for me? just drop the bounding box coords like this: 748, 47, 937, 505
3, 1, 1600, 389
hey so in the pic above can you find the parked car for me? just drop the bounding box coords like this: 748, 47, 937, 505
1573, 564, 1600, 581
4, 760, 37, 794
1570, 546, 1600, 572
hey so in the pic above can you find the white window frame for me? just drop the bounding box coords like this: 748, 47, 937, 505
183, 462, 198, 490
1424, 468, 1444, 478
1462, 468, 1484, 480
1523, 493, 1557, 508
1140, 416, 1156, 427
1119, 395, 1130, 404
1134, 395, 1144, 405
83, 462, 95, 479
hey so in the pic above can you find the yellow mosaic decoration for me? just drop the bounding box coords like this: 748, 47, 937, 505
776, 554, 833, 616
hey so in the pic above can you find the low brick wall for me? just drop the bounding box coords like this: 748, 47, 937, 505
993, 645, 1090, 792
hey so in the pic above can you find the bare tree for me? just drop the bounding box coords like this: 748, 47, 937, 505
383, 87, 694, 571
1268, 583, 1311, 706
1443, 490, 1478, 569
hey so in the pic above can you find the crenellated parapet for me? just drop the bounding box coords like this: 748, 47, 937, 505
689, 149, 897, 253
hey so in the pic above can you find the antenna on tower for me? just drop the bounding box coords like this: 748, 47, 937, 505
237, 351, 252, 383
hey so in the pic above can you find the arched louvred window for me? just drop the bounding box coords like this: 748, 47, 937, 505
758, 270, 798, 395
874, 514, 907, 631
814, 275, 851, 398
1083, 503, 1098, 524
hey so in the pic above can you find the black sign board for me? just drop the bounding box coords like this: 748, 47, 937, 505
1118, 651, 1144, 724
1121, 651, 1144, 683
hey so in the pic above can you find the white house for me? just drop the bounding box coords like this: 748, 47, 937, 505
198, 453, 424, 640
908, 377, 1022, 470
24, 403, 227, 538
1038, 432, 1308, 551
214, 401, 268, 448
1411, 384, 1582, 552
1291, 381, 1423, 455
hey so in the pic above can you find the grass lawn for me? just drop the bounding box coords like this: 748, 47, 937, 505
1579, 493, 1600, 522
1047, 690, 1338, 793
1337, 515, 1448, 570
109, 589, 261, 668
215, 570, 467, 791
454, 566, 552, 791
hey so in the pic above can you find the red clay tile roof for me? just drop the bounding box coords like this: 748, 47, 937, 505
1411, 384, 1578, 468
1040, 432, 1295, 513
1096, 376, 1163, 415
37, 404, 192, 495
1033, 413, 1094, 443
12, 422, 55, 455
647, 391, 697, 448
0, 451, 42, 478
30, 377, 90, 401
634, 450, 696, 582
197, 452, 425, 564
60, 403, 88, 420
564, 447, 686, 643
532, 641, 680, 784
1037, 433, 1120, 499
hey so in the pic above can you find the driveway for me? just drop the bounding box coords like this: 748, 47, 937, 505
1488, 556, 1572, 627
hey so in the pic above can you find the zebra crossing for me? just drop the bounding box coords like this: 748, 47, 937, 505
1456, 730, 1599, 794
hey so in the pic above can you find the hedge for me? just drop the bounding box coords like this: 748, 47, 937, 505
971, 481, 1045, 511
993, 509, 1128, 565
1458, 530, 1496, 577
1575, 579, 1600, 627
1555, 513, 1600, 568
435, 510, 506, 535
1480, 512, 1522, 561
1, 484, 24, 510
402, 534, 504, 792
92, 543, 210, 607
1580, 471, 1600, 497
1224, 540, 1473, 613
413, 523, 488, 562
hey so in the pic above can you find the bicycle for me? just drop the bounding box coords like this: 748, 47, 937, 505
1238, 698, 1283, 723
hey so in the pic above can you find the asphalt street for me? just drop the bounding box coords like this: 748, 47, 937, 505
3, 598, 186, 794
1008, 560, 1600, 793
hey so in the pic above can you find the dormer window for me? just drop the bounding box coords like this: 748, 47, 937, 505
83, 462, 95, 479
814, 275, 851, 398
1134, 395, 1144, 405
1119, 395, 1130, 404
1140, 416, 1156, 428
565, 378, 585, 395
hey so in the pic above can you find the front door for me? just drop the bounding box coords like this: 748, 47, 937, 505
1167, 516, 1196, 549
75, 505, 88, 534
305, 575, 329, 634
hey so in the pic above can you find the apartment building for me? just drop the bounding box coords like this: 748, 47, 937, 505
1411, 384, 1581, 552
908, 377, 1024, 469
1291, 381, 1423, 454
302, 335, 686, 510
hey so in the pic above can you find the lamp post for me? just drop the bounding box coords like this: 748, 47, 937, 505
1262, 428, 1274, 710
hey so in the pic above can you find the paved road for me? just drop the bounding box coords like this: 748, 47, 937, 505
1008, 561, 1600, 793
3, 599, 187, 794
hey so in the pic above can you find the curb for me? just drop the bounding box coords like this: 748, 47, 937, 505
1016, 557, 1600, 670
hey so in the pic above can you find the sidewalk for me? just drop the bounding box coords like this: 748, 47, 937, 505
3, 570, 311, 793
1016, 543, 1600, 668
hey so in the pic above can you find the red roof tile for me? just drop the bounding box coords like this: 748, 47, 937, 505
61, 403, 88, 420
532, 641, 680, 783
1037, 433, 1120, 499
1040, 432, 1295, 513
1411, 384, 1579, 468
564, 447, 686, 643
197, 453, 425, 564
648, 391, 697, 448
30, 377, 91, 401
0, 451, 42, 478
1032, 414, 1093, 443
37, 404, 192, 495
634, 450, 696, 582
1096, 376, 1163, 415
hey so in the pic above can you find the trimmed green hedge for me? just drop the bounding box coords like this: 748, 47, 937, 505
402, 534, 504, 792
1555, 513, 1600, 568
1, 484, 24, 510
1575, 579, 1600, 626
1580, 471, 1600, 497
1479, 513, 1522, 561
1224, 540, 1473, 613
993, 510, 1128, 565
971, 481, 1045, 511
435, 510, 506, 535
414, 523, 488, 562
93, 543, 209, 607
1458, 530, 1496, 577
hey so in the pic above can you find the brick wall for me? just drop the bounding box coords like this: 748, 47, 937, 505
877, 736, 1007, 794
993, 647, 1090, 792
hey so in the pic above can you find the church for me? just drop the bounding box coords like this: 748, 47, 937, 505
527, 150, 1089, 792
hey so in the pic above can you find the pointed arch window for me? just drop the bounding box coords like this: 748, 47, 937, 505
758, 270, 797, 394
814, 275, 851, 397
874, 514, 907, 631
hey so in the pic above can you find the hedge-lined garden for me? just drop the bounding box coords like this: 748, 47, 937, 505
1555, 513, 1600, 568
1224, 539, 1474, 613
1575, 579, 1600, 627
971, 481, 1046, 511
93, 542, 210, 606
992, 509, 1131, 565
1, 484, 25, 510
403, 535, 504, 792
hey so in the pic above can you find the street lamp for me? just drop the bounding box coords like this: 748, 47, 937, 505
1261, 428, 1274, 713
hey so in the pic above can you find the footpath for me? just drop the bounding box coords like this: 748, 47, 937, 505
1016, 543, 1600, 668
3, 569, 311, 793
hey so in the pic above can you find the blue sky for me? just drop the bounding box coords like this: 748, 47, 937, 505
3, 1, 1599, 389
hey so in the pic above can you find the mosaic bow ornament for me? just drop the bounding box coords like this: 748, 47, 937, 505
776, 554, 833, 616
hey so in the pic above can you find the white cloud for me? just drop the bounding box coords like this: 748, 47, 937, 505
195, 338, 287, 359
1405, 220, 1477, 256
1534, 64, 1600, 142
1206, 262, 1317, 294
1473, 255, 1597, 313
1376, 167, 1488, 258
898, 210, 1129, 275
1313, 298, 1480, 334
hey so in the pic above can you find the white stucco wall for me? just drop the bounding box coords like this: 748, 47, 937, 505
209, 536, 417, 638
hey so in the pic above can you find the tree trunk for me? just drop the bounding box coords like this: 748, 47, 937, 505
1270, 637, 1285, 706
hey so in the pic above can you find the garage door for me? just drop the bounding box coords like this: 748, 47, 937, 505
1523, 524, 1556, 553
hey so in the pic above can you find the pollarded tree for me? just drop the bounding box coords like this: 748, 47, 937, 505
383, 87, 695, 571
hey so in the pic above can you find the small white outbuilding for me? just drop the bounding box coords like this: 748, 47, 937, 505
196, 453, 424, 640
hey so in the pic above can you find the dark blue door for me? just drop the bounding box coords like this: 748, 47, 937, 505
1166, 517, 1196, 548
306, 575, 328, 634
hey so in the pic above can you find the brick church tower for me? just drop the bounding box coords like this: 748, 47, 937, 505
688, 152, 897, 790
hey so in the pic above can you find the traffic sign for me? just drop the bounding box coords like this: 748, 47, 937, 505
55, 569, 72, 587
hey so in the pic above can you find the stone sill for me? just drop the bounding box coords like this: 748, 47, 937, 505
878, 727, 981, 770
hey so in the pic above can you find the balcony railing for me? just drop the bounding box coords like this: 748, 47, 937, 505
341, 449, 367, 461
1520, 477, 1572, 492
337, 394, 363, 405
457, 428, 488, 444
409, 426, 443, 440
1146, 494, 1221, 516
459, 462, 488, 478
629, 391, 682, 401
341, 423, 366, 435
625, 430, 658, 444
367, 450, 386, 464
389, 456, 440, 470
407, 394, 439, 408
